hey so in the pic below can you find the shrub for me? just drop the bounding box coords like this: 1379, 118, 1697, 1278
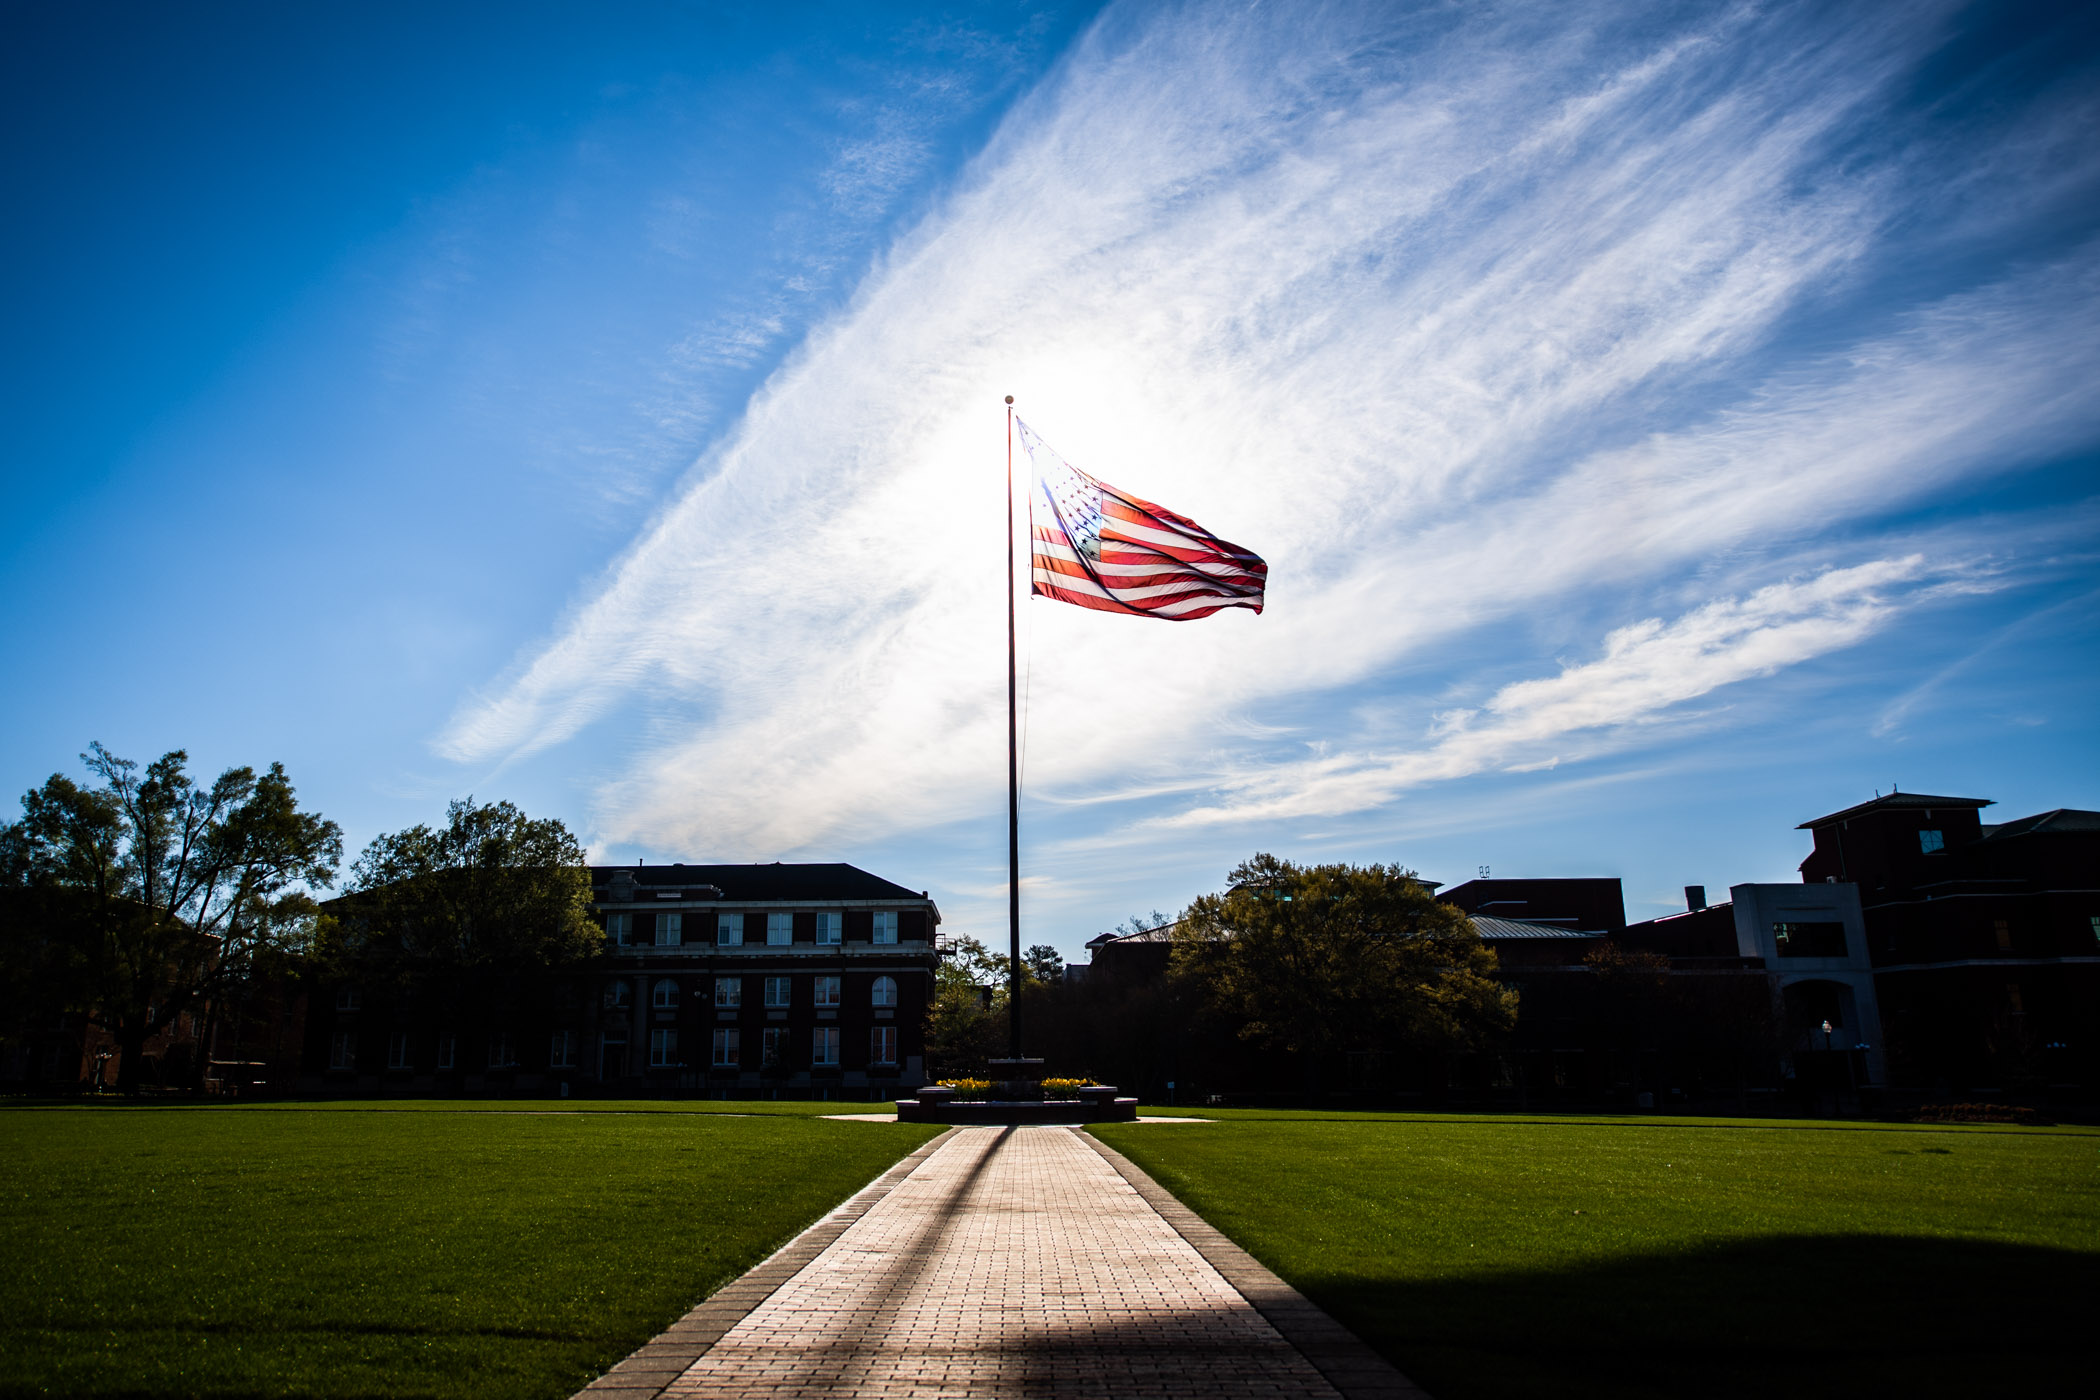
1040, 1077, 1097, 1095
938, 1078, 994, 1098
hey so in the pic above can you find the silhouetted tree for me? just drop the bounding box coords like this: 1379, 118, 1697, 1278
320, 798, 598, 988
1, 744, 341, 1092
1173, 853, 1517, 1095
1022, 944, 1064, 984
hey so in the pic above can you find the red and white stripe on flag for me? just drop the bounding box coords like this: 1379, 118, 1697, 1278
1019, 418, 1266, 620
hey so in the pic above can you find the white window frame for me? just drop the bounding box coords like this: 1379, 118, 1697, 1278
717, 912, 744, 947
489, 1032, 515, 1069
660, 912, 682, 947
714, 976, 742, 1008
871, 975, 899, 1008
330, 1030, 356, 1071
650, 1027, 679, 1067
812, 1025, 840, 1067
815, 912, 841, 945
606, 981, 632, 1009
652, 978, 679, 1010
387, 1031, 411, 1070
712, 1027, 740, 1067
335, 986, 361, 1011
815, 975, 841, 1009
606, 913, 631, 947
764, 976, 791, 1009
766, 912, 792, 946
550, 1029, 577, 1069
872, 911, 898, 945
870, 1025, 898, 1065
761, 1027, 785, 1067
436, 1033, 455, 1070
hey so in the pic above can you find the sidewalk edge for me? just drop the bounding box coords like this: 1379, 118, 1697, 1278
572, 1126, 959, 1398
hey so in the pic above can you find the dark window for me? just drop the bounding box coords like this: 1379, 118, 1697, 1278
1773, 921, 1847, 957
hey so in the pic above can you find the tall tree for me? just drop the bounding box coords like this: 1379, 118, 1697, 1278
1022, 944, 1065, 985
324, 797, 598, 987
1172, 853, 1517, 1091
925, 934, 1009, 1076
1, 744, 341, 1092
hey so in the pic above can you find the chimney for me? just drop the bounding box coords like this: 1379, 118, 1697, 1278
1684, 885, 1707, 911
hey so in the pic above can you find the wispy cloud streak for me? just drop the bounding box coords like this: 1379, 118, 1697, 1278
1165, 557, 1937, 827
438, 0, 2100, 865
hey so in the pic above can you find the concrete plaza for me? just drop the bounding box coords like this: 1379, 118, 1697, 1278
576, 1124, 1424, 1399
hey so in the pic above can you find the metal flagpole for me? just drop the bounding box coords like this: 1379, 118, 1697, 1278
1005, 394, 1022, 1059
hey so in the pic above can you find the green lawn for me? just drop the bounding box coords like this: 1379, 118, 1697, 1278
0, 1103, 939, 1400
1094, 1111, 2100, 1400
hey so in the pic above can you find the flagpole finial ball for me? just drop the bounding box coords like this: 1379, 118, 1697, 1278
1004, 395, 1014, 404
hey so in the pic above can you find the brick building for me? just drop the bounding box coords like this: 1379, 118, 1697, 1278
303, 861, 940, 1097
1794, 793, 2099, 1091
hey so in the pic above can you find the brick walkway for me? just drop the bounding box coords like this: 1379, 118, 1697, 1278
583, 1125, 1426, 1399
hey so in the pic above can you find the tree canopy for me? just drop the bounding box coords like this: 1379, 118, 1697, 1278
925, 933, 1011, 1075
0, 743, 341, 1090
323, 798, 599, 987
1022, 944, 1064, 984
1172, 853, 1517, 1076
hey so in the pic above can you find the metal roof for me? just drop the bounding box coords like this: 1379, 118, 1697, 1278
1467, 914, 1606, 940
1977, 808, 2100, 841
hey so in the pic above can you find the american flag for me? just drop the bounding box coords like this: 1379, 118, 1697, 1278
1019, 419, 1267, 620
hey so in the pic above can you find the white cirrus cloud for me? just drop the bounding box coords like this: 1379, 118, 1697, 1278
437, 0, 2100, 864
1162, 556, 1942, 828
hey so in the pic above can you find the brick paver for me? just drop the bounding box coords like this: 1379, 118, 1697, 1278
656, 1125, 1344, 1397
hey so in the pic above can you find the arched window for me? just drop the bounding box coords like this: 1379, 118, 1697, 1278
652, 978, 679, 1009
871, 975, 898, 1008
605, 982, 632, 1010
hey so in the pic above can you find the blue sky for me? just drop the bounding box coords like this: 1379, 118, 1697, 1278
5, 0, 2096, 960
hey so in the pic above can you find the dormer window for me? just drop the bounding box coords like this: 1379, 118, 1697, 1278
1918, 829, 1944, 854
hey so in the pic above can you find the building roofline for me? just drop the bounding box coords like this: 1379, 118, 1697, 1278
1796, 792, 1992, 829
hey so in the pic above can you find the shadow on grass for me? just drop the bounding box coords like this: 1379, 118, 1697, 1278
1310, 1232, 2096, 1400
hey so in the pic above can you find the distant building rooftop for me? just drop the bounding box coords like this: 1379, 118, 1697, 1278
1796, 792, 1992, 829
1976, 809, 2100, 842
1466, 915, 1606, 941
590, 862, 929, 904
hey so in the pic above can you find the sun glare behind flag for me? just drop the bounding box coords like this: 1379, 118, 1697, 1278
1018, 418, 1267, 620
